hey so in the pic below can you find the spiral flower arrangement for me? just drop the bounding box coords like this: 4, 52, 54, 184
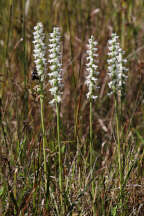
107, 33, 128, 97
33, 22, 47, 83
48, 27, 63, 105
85, 35, 99, 100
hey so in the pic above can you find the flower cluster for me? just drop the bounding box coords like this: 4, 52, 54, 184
32, 22, 128, 104
33, 22, 47, 82
85, 35, 99, 100
48, 27, 63, 104
107, 33, 128, 97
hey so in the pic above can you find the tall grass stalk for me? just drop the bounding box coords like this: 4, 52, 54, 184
121, 1, 126, 49
22, 0, 28, 120
64, 0, 76, 89
0, 0, 13, 101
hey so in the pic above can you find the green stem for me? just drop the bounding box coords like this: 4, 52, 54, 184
56, 102, 63, 208
90, 100, 93, 171
40, 84, 47, 192
115, 97, 123, 215
14, 168, 18, 200
90, 99, 96, 214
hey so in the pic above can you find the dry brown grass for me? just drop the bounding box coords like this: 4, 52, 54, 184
0, 0, 144, 215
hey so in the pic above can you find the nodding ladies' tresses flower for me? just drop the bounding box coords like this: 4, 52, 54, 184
85, 35, 99, 100
48, 27, 63, 104
107, 33, 128, 97
33, 22, 47, 82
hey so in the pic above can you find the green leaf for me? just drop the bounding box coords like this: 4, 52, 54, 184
0, 186, 4, 196
111, 206, 117, 216
61, 145, 65, 154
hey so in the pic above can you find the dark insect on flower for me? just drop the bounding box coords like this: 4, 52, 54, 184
31, 67, 39, 80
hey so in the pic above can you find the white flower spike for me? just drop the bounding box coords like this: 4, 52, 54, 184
86, 35, 99, 100
48, 27, 63, 104
33, 22, 47, 82
107, 33, 128, 97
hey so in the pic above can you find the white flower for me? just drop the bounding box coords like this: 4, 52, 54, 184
33, 22, 47, 82
107, 33, 128, 96
48, 27, 63, 104
85, 35, 99, 100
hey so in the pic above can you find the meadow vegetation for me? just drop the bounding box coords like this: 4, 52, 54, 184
0, 0, 144, 215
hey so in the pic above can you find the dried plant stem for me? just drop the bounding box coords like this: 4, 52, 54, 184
121, 1, 125, 49
22, 0, 28, 119
40, 85, 47, 193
